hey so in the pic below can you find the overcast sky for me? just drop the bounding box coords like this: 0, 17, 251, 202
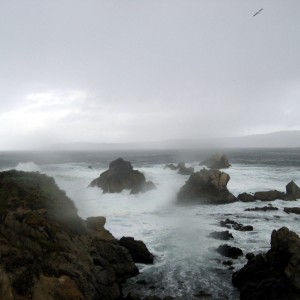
1, 0, 300, 149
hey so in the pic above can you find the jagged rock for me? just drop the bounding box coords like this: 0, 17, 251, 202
89, 158, 156, 194
253, 190, 285, 201
245, 206, 279, 212
216, 244, 243, 259
200, 154, 231, 169
284, 207, 300, 215
232, 227, 300, 300
208, 230, 233, 240
119, 237, 154, 264
220, 219, 253, 231
0, 170, 142, 300
237, 193, 255, 202
165, 162, 194, 175
177, 169, 237, 204
285, 180, 300, 200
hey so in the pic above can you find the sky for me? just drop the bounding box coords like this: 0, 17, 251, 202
1, 0, 300, 150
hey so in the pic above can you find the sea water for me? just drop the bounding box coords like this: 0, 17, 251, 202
1, 149, 300, 299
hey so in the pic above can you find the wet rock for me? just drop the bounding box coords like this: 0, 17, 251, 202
245, 206, 279, 212
237, 193, 255, 202
222, 260, 233, 266
177, 169, 237, 204
200, 154, 231, 169
216, 244, 243, 259
124, 292, 142, 300
119, 237, 154, 264
220, 218, 253, 231
177, 162, 194, 175
136, 279, 147, 285
254, 190, 285, 201
0, 170, 141, 300
165, 163, 178, 170
284, 207, 300, 215
285, 180, 300, 200
89, 158, 156, 194
232, 227, 300, 300
208, 230, 233, 240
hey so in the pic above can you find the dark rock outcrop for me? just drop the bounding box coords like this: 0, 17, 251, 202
253, 190, 286, 201
220, 218, 253, 231
89, 158, 156, 194
119, 237, 154, 264
165, 162, 194, 175
200, 154, 231, 169
0, 170, 142, 300
232, 227, 300, 300
284, 207, 300, 215
177, 169, 237, 204
208, 230, 233, 240
237, 193, 255, 202
285, 180, 300, 200
216, 244, 243, 259
245, 206, 279, 212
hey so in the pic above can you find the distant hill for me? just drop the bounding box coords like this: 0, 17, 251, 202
49, 131, 300, 151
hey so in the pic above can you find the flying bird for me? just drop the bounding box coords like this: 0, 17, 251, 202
253, 8, 263, 17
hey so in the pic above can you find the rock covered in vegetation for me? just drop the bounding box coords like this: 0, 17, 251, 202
200, 154, 231, 169
232, 227, 300, 300
119, 237, 154, 264
89, 158, 156, 194
177, 169, 237, 204
0, 170, 142, 300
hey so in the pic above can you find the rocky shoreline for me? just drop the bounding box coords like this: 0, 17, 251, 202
2, 154, 300, 299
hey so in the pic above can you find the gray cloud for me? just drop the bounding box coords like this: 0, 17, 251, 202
1, 0, 300, 149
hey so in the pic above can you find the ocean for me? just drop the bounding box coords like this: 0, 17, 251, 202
1, 148, 300, 299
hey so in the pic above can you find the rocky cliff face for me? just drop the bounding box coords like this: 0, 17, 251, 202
0, 170, 140, 300
177, 168, 237, 204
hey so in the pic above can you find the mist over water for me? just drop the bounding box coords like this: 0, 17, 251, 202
1, 148, 300, 299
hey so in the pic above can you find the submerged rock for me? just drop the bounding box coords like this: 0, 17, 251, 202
220, 218, 253, 231
165, 162, 194, 175
208, 230, 234, 240
177, 169, 237, 204
0, 170, 141, 300
232, 227, 300, 300
89, 158, 156, 194
200, 154, 231, 169
245, 206, 279, 212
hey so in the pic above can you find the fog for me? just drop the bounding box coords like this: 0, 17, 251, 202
1, 1, 300, 150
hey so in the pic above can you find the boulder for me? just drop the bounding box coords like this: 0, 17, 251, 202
177, 169, 237, 204
285, 180, 300, 200
119, 237, 154, 264
220, 218, 253, 231
200, 154, 231, 169
216, 244, 243, 259
237, 193, 255, 202
232, 227, 300, 300
253, 190, 286, 201
89, 158, 156, 194
284, 207, 300, 215
208, 230, 233, 240
0, 170, 142, 300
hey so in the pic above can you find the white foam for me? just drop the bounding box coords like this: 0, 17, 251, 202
15, 161, 42, 172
